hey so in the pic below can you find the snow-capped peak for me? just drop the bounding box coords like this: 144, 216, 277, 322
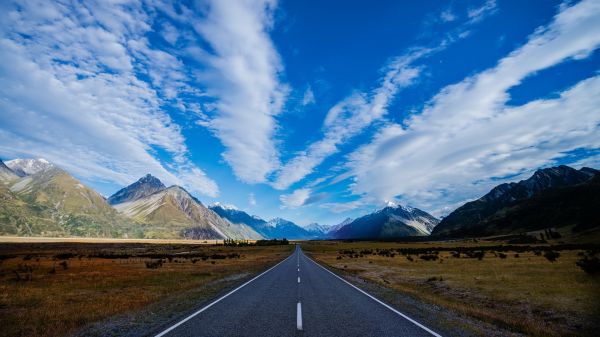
384, 200, 414, 212
6, 158, 54, 176
211, 202, 238, 211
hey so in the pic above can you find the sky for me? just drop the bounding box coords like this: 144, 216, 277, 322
1, 0, 599, 227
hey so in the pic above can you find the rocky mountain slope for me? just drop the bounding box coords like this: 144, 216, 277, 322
6, 158, 53, 177
0, 159, 133, 237
107, 174, 166, 205
208, 204, 315, 239
111, 177, 263, 240
432, 165, 599, 237
330, 202, 439, 239
0, 159, 19, 183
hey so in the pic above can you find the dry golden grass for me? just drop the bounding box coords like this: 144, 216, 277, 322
0, 242, 292, 337
302, 240, 600, 337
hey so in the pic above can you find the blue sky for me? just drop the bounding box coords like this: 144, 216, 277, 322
1, 0, 599, 227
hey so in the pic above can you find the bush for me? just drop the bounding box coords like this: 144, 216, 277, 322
420, 254, 439, 261
145, 260, 163, 269
498, 253, 507, 259
576, 255, 600, 274
54, 253, 76, 260
544, 251, 560, 262
13, 264, 33, 282
59, 261, 68, 270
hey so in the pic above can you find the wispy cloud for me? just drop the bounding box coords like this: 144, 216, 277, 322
280, 188, 311, 208
467, 0, 498, 23
302, 85, 316, 106
248, 192, 257, 206
0, 0, 218, 196
345, 0, 600, 215
271, 52, 424, 190
189, 0, 289, 184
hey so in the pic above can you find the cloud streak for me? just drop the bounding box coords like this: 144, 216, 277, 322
0, 0, 218, 196
345, 0, 600, 215
191, 0, 289, 184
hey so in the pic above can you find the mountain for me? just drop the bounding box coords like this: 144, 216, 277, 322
262, 218, 314, 240
107, 174, 166, 205
305, 223, 330, 238
0, 164, 133, 237
0, 159, 19, 183
208, 204, 315, 239
209, 203, 267, 229
432, 165, 599, 237
6, 158, 53, 177
327, 217, 353, 234
475, 174, 600, 236
111, 180, 263, 240
330, 202, 439, 239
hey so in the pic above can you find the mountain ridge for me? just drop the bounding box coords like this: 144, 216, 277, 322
432, 165, 599, 237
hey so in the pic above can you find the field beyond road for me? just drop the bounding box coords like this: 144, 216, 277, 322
302, 240, 600, 337
0, 241, 292, 337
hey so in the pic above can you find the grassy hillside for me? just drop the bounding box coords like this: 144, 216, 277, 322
0, 168, 137, 238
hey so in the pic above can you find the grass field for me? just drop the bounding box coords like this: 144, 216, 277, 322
0, 241, 292, 337
302, 240, 600, 337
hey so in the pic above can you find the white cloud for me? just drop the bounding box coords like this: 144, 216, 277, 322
302, 85, 316, 106
279, 188, 311, 208
0, 0, 219, 197
270, 6, 499, 192
440, 9, 457, 23
248, 192, 257, 206
346, 0, 600, 214
271, 53, 423, 190
467, 0, 498, 23
190, 0, 289, 184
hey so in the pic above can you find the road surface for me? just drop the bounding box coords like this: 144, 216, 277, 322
155, 245, 441, 337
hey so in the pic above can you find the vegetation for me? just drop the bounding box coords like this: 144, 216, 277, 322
0, 241, 292, 337
302, 240, 600, 337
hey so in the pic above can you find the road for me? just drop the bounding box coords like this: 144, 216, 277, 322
155, 245, 441, 337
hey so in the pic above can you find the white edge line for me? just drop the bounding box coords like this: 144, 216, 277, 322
296, 302, 303, 330
303, 250, 443, 337
154, 252, 295, 337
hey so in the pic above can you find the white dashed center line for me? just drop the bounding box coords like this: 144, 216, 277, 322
297, 302, 303, 330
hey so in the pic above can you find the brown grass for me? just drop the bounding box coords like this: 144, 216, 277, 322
0, 241, 292, 337
302, 240, 600, 337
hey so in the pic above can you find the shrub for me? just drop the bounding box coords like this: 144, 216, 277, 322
420, 254, 439, 261
498, 253, 507, 259
54, 253, 76, 260
544, 251, 560, 262
145, 260, 163, 269
59, 261, 68, 270
576, 256, 600, 274
13, 264, 33, 281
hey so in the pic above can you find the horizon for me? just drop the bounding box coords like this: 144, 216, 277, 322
1, 0, 600, 227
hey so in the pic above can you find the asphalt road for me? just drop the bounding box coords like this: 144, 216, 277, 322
155, 245, 441, 337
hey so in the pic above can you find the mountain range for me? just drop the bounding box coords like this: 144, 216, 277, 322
0, 158, 133, 237
432, 165, 599, 237
0, 158, 597, 240
330, 202, 439, 239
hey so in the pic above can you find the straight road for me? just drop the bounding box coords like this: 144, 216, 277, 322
155, 245, 441, 337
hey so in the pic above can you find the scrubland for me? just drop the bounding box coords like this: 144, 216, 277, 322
302, 239, 600, 337
0, 241, 292, 337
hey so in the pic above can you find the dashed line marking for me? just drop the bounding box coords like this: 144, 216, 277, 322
297, 302, 303, 330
